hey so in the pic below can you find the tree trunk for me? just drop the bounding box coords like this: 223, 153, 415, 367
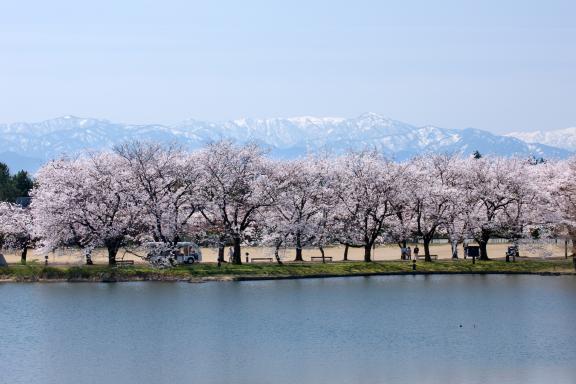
275, 242, 283, 265
232, 236, 242, 265
477, 230, 491, 261
479, 240, 489, 261
319, 246, 326, 264
343, 244, 349, 261
295, 233, 303, 261
20, 245, 28, 265
107, 245, 118, 265
451, 240, 458, 259
397, 240, 407, 259
85, 249, 93, 265
423, 238, 432, 262
364, 244, 372, 262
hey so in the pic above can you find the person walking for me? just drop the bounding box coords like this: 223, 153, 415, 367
413, 245, 419, 260
407, 246, 412, 260
228, 247, 234, 263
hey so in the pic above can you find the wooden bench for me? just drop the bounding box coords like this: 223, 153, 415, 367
410, 255, 438, 260
115, 260, 135, 267
311, 256, 333, 262
250, 257, 273, 263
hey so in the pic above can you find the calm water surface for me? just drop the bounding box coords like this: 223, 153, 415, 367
1, 275, 575, 384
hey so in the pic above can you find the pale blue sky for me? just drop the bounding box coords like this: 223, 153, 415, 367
0, 0, 574, 133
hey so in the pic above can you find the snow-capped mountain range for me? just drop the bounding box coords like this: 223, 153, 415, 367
0, 113, 573, 173
506, 127, 576, 151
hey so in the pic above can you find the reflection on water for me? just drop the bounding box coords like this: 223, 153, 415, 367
1, 275, 575, 384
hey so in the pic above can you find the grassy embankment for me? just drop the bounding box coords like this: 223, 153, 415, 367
0, 259, 574, 282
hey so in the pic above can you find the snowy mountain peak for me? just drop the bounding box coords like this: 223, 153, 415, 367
507, 127, 576, 151
0, 114, 573, 173
351, 112, 398, 128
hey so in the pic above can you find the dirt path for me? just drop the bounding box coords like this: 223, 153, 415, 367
2, 242, 568, 265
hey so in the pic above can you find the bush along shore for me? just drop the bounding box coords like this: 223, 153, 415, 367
0, 259, 574, 283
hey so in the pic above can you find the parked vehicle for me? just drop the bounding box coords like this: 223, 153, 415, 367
144, 242, 202, 266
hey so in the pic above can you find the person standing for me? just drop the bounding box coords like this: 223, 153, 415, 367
228, 247, 234, 263
413, 245, 419, 260
407, 246, 412, 260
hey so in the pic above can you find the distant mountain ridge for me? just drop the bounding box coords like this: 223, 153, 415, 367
0, 113, 572, 173
506, 127, 576, 151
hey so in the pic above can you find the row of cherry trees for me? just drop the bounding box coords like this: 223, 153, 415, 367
1, 140, 575, 265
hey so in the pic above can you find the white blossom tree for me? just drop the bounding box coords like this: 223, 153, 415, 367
405, 154, 463, 262
29, 159, 93, 263
332, 151, 404, 262
114, 142, 203, 253
197, 141, 274, 264
0, 202, 34, 264
21, 138, 575, 268
262, 156, 334, 262
539, 157, 576, 256
32, 154, 145, 265
459, 156, 539, 260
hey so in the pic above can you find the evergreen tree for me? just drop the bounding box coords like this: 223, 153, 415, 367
12, 170, 34, 198
0, 162, 34, 202
0, 163, 16, 202
528, 155, 546, 165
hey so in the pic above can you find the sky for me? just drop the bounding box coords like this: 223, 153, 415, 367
0, 0, 574, 133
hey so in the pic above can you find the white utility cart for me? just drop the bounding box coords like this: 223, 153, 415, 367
144, 242, 203, 265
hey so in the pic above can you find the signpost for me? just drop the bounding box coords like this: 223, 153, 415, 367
467, 246, 480, 264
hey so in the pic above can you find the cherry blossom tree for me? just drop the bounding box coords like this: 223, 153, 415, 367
32, 154, 145, 265
20, 138, 575, 267
262, 156, 334, 262
197, 141, 274, 264
0, 202, 33, 264
114, 142, 203, 251
29, 159, 92, 263
539, 157, 576, 256
558, 158, 576, 256
307, 202, 338, 263
442, 195, 469, 260
405, 155, 463, 262
459, 156, 539, 260
332, 151, 404, 262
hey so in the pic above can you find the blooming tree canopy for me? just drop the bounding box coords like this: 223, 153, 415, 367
197, 141, 275, 264
32, 154, 144, 265
115, 142, 203, 247
332, 151, 404, 262
0, 202, 33, 264
262, 156, 335, 262
9, 139, 573, 266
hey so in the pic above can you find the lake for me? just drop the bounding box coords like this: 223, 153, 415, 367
1, 275, 575, 384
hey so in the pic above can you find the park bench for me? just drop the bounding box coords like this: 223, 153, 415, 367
250, 257, 273, 263
410, 255, 438, 261
311, 256, 333, 262
115, 260, 135, 267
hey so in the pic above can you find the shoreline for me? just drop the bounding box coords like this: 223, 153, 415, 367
1, 260, 574, 283
1, 271, 574, 284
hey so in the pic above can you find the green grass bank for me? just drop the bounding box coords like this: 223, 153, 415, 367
1, 259, 574, 282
